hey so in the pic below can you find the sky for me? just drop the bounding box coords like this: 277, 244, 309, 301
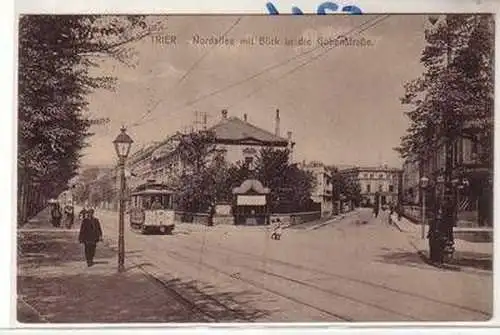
82, 14, 429, 168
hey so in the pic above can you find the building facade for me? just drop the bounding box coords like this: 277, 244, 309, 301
341, 165, 403, 206
402, 158, 420, 205
406, 127, 493, 227
208, 109, 293, 167
299, 162, 333, 217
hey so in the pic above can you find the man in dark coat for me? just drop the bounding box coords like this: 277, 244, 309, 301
51, 203, 62, 227
78, 209, 103, 267
64, 204, 74, 229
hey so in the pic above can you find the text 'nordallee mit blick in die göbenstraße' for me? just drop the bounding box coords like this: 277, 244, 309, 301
188, 34, 374, 47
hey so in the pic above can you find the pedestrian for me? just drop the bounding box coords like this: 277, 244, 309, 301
373, 202, 379, 218
396, 201, 403, 221
208, 203, 216, 226
50, 202, 62, 227
64, 204, 74, 229
78, 208, 103, 267
78, 203, 89, 222
271, 219, 283, 240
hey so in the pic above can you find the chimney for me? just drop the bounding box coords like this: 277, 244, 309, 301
221, 109, 228, 119
275, 109, 280, 137
243, 113, 247, 122
288, 131, 294, 164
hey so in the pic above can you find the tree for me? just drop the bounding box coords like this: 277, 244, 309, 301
254, 148, 315, 212
18, 15, 156, 221
174, 142, 315, 213
327, 166, 361, 207
396, 15, 493, 166
174, 131, 218, 212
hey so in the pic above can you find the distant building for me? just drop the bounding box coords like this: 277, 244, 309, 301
340, 165, 403, 206
299, 162, 333, 217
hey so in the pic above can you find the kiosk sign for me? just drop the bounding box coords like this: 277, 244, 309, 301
237, 195, 267, 206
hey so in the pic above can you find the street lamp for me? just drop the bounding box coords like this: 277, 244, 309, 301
419, 176, 429, 239
113, 126, 133, 273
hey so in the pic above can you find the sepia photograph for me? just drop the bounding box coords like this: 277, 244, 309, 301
16, 14, 493, 323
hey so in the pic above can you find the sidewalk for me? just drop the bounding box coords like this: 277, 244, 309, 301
389, 213, 493, 272
17, 207, 208, 323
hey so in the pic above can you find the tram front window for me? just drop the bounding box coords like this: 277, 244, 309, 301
150, 197, 163, 210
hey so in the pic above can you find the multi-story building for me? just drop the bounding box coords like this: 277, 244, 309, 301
299, 162, 333, 217
407, 124, 493, 227
125, 108, 295, 197
340, 165, 403, 206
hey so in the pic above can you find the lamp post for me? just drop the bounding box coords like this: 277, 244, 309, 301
113, 126, 133, 272
420, 176, 429, 239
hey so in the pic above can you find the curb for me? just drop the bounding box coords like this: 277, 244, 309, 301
389, 216, 405, 233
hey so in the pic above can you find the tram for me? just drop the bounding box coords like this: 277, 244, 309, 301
129, 182, 176, 234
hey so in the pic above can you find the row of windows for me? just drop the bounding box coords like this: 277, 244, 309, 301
362, 173, 397, 180
366, 184, 395, 193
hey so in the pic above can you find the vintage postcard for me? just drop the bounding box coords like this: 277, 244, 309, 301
16, 13, 493, 324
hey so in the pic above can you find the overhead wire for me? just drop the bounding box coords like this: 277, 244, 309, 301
132, 15, 389, 128
130, 17, 243, 128
227, 15, 391, 110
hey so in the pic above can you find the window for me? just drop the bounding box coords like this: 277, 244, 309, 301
369, 174, 373, 178
389, 185, 394, 192
367, 184, 371, 193
379, 174, 384, 179
379, 184, 383, 192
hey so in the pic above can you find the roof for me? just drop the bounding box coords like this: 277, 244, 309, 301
340, 166, 403, 173
207, 117, 289, 146
131, 189, 174, 196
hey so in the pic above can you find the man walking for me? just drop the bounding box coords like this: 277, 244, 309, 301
50, 202, 62, 227
78, 209, 103, 267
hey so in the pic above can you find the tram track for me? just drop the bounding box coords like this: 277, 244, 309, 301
172, 222, 491, 318
98, 212, 491, 321
162, 230, 491, 320
103, 236, 253, 322
142, 239, 354, 321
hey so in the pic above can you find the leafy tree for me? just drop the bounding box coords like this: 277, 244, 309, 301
396, 15, 493, 166
18, 15, 156, 221
327, 166, 361, 206
174, 131, 218, 212
255, 148, 315, 212
174, 142, 314, 213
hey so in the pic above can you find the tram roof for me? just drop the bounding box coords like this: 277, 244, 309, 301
131, 189, 174, 196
